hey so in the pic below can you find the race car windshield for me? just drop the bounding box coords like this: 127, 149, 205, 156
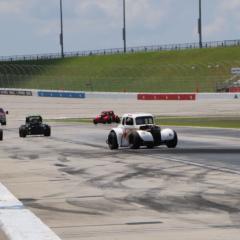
29, 117, 42, 123
135, 116, 154, 125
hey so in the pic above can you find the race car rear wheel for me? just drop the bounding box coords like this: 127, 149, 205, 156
0, 130, 3, 141
129, 132, 141, 149
108, 131, 118, 150
166, 131, 178, 148
19, 128, 27, 138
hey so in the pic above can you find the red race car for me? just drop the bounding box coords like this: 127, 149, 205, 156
93, 111, 120, 124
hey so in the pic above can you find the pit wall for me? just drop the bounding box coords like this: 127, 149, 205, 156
0, 88, 240, 100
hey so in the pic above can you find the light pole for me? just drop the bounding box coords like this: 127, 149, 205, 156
123, 0, 127, 53
198, 0, 202, 48
59, 0, 64, 58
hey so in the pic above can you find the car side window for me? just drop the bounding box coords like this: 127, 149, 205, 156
126, 117, 133, 126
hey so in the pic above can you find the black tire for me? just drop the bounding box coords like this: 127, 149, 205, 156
0, 130, 3, 141
44, 126, 51, 137
115, 117, 120, 123
108, 131, 118, 150
146, 142, 154, 149
1, 121, 6, 126
19, 128, 27, 138
166, 131, 178, 148
129, 132, 141, 149
93, 119, 97, 125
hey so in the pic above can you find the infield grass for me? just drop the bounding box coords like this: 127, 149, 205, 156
49, 116, 240, 129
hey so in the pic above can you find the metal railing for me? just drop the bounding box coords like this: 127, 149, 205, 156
0, 39, 240, 62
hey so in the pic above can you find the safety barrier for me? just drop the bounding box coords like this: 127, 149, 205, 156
196, 93, 240, 100
0, 89, 32, 96
38, 91, 85, 98
1, 88, 240, 101
138, 93, 196, 100
85, 91, 137, 99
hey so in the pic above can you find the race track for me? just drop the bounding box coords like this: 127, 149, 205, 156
1, 121, 240, 240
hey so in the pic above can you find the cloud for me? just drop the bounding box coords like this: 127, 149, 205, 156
204, 18, 226, 37
64, 0, 171, 30
219, 0, 240, 11
204, 0, 240, 38
0, 0, 173, 41
0, 0, 26, 14
1, 0, 239, 55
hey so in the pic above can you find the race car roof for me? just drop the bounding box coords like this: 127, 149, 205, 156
121, 113, 154, 118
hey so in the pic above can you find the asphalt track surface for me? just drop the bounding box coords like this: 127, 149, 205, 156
1, 122, 240, 240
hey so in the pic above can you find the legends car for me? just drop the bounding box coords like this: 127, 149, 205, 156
93, 110, 120, 124
107, 113, 178, 150
0, 108, 8, 125
0, 129, 2, 141
19, 115, 51, 138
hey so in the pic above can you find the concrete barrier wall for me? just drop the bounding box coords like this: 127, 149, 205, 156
197, 93, 240, 100
1, 88, 240, 100
85, 91, 137, 99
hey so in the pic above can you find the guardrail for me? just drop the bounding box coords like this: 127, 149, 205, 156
0, 39, 240, 62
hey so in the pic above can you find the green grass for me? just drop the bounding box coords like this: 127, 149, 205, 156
47, 118, 92, 124
155, 116, 240, 128
49, 116, 240, 129
1, 46, 240, 92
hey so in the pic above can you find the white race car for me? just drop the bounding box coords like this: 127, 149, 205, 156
107, 113, 178, 150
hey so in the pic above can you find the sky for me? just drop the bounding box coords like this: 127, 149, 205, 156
0, 0, 240, 56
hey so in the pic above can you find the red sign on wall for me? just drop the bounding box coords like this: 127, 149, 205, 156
229, 87, 240, 92
138, 93, 196, 100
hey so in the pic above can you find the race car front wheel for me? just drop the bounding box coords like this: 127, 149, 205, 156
44, 126, 51, 137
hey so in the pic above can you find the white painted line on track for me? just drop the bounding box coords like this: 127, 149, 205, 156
0, 183, 61, 240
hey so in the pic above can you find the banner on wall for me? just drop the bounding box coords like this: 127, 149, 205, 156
38, 91, 85, 99
0, 90, 32, 96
